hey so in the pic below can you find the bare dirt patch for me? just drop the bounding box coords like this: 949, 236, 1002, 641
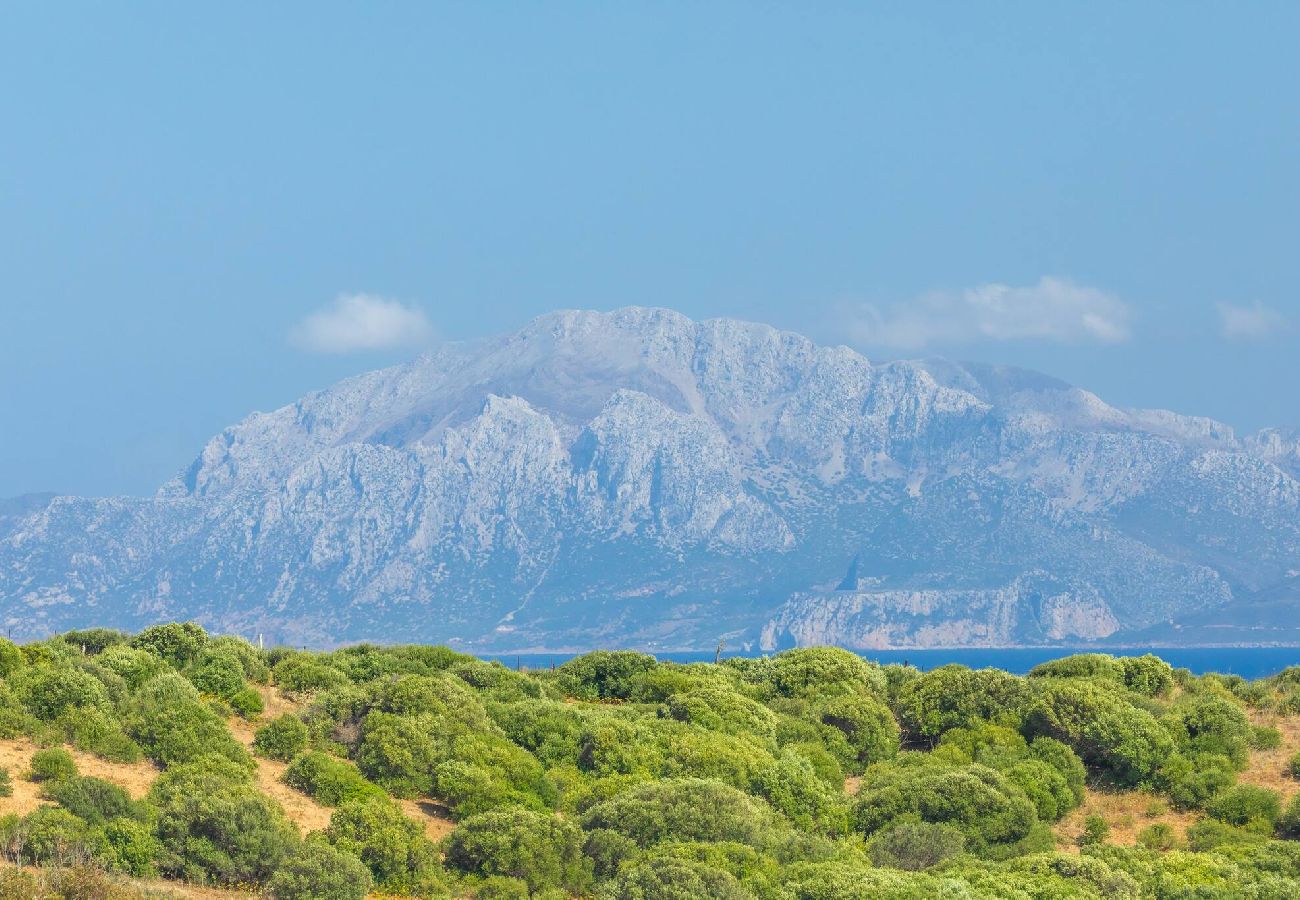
0, 738, 160, 818
1240, 712, 1300, 803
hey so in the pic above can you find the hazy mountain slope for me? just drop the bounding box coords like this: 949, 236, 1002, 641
3, 307, 1298, 649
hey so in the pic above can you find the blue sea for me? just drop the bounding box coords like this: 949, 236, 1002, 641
488, 646, 1300, 680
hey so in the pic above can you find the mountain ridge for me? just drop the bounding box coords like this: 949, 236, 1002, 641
3, 307, 1298, 649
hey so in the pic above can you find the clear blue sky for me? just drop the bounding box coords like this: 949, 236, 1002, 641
2, 3, 1297, 497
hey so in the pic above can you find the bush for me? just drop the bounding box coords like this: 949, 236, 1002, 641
1277, 793, 1300, 839
596, 856, 750, 900
284, 751, 384, 806
753, 750, 848, 835
1137, 822, 1179, 850
150, 755, 296, 884
58, 706, 142, 763
253, 714, 309, 762
14, 667, 109, 721
1080, 814, 1109, 846
97, 644, 170, 690
273, 653, 350, 695
815, 693, 900, 769
867, 821, 966, 870
557, 651, 658, 700
44, 775, 133, 825
124, 674, 249, 767
355, 712, 439, 797
1288, 751, 1300, 780
188, 648, 248, 700
265, 839, 374, 900
131, 622, 208, 668
1206, 784, 1282, 829
29, 747, 77, 782
769, 647, 887, 698
1249, 724, 1283, 750
325, 797, 438, 889
895, 665, 1032, 741
581, 778, 785, 849
445, 808, 592, 894
13, 806, 90, 864
230, 687, 264, 719
0, 768, 10, 798
99, 817, 161, 876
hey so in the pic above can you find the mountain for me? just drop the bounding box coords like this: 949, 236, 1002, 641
3, 307, 1299, 651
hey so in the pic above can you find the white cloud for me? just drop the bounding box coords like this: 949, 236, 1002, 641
848, 277, 1132, 350
1216, 301, 1287, 341
290, 294, 435, 354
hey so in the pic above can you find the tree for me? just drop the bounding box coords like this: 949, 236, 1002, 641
581, 778, 785, 849
867, 822, 966, 870
265, 840, 374, 900
557, 651, 658, 700
815, 693, 900, 768
895, 665, 1032, 741
324, 797, 438, 889
769, 647, 887, 699
445, 808, 591, 894
596, 856, 750, 900
130, 622, 209, 668
252, 714, 309, 762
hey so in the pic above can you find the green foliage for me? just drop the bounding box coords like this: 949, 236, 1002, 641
768, 646, 887, 699
265, 839, 374, 900
1205, 784, 1282, 829
1080, 814, 1110, 846
44, 775, 133, 824
581, 778, 785, 849
355, 711, 439, 797
150, 754, 296, 884
13, 665, 109, 721
273, 652, 349, 694
853, 762, 1038, 854
61, 628, 130, 655
0, 638, 25, 677
895, 665, 1032, 741
1276, 793, 1300, 839
1026, 680, 1175, 785
867, 821, 966, 870
253, 713, 309, 762
324, 796, 439, 889
29, 747, 77, 782
11, 806, 91, 864
58, 705, 142, 762
597, 855, 750, 900
98, 817, 162, 877
96, 644, 170, 689
815, 693, 900, 769
662, 686, 777, 739
130, 621, 209, 668
753, 749, 848, 835
187, 647, 248, 700
123, 673, 249, 767
1163, 693, 1253, 767
558, 650, 658, 700
1136, 822, 1179, 850
284, 751, 385, 806
0, 768, 10, 797
445, 808, 592, 894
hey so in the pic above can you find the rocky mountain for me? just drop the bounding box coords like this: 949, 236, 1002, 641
3, 307, 1299, 651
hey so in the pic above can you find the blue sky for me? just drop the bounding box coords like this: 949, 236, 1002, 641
2, 3, 1297, 497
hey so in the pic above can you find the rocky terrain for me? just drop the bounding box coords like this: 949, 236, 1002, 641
3, 307, 1298, 650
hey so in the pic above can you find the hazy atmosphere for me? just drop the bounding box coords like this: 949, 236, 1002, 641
3, 4, 1298, 498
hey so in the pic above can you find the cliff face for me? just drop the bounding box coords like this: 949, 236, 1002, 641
3, 308, 1298, 650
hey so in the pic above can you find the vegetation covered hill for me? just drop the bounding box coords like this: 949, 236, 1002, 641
2, 626, 1300, 897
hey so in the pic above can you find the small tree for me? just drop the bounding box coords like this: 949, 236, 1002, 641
253, 715, 309, 762
265, 840, 373, 900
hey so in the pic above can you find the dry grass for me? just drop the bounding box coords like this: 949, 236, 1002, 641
0, 738, 161, 818
1239, 711, 1300, 802
1055, 712, 1300, 852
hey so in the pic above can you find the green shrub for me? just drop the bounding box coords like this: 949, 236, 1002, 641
1136, 822, 1179, 850
150, 755, 296, 885
895, 665, 1032, 741
253, 714, 309, 762
0, 638, 24, 677
557, 651, 658, 700
325, 797, 438, 889
230, 687, 264, 719
265, 839, 374, 900
581, 778, 786, 849
1249, 724, 1283, 750
355, 712, 439, 797
123, 673, 249, 767
1080, 814, 1110, 846
1157, 752, 1236, 809
131, 622, 208, 668
1276, 793, 1300, 839
0, 768, 11, 798
29, 747, 77, 782
815, 693, 900, 769
596, 856, 750, 900
44, 775, 133, 824
769, 647, 887, 698
445, 808, 592, 894
14, 806, 90, 864
753, 750, 848, 835
1206, 784, 1282, 829
1288, 750, 1300, 780
98, 817, 161, 876
58, 706, 141, 763
284, 751, 384, 806
97, 644, 170, 690
14, 666, 109, 721
273, 653, 350, 694
867, 821, 966, 870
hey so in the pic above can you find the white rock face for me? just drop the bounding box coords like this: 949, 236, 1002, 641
3, 307, 1299, 649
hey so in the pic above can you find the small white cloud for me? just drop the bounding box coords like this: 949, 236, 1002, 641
290, 294, 435, 354
1216, 301, 1287, 341
848, 277, 1132, 350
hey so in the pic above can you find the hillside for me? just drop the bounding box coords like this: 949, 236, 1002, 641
3, 625, 1300, 897
3, 308, 1299, 651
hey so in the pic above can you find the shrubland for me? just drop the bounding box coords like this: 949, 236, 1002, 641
0, 629, 1296, 897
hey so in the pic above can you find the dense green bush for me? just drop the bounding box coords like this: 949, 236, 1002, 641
44, 775, 133, 824
253, 713, 309, 761
284, 751, 385, 806
1206, 784, 1282, 829
894, 665, 1032, 741
445, 808, 592, 894
150, 755, 296, 884
558, 651, 658, 700
29, 747, 78, 782
597, 855, 750, 900
815, 693, 900, 768
130, 622, 209, 668
581, 778, 785, 849
324, 796, 439, 889
123, 674, 249, 767
868, 821, 966, 870
265, 839, 374, 900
